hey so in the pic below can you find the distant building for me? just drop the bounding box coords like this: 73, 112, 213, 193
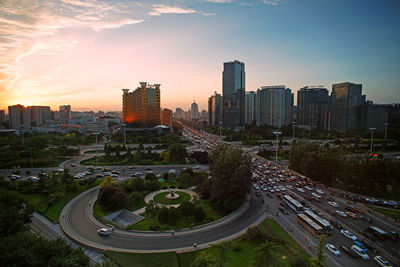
383, 104, 400, 128
122, 82, 161, 126
297, 86, 330, 129
357, 102, 385, 131
331, 82, 363, 132
28, 106, 51, 127
245, 91, 256, 125
161, 108, 173, 126
256, 86, 293, 128
208, 91, 222, 126
87, 120, 107, 133
0, 110, 5, 122
59, 105, 71, 121
191, 101, 199, 120
8, 105, 29, 130
200, 110, 208, 120
222, 60, 245, 128
174, 108, 185, 120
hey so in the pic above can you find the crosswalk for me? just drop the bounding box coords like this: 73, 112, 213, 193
32, 212, 104, 264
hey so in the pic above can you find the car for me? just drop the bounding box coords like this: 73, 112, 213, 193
336, 210, 347, 218
269, 188, 275, 193
311, 192, 322, 199
111, 174, 118, 178
71, 163, 76, 167
103, 171, 112, 176
305, 185, 313, 191
341, 229, 357, 240
325, 243, 340, 256
96, 174, 104, 178
286, 185, 293, 190
340, 245, 358, 258
351, 245, 369, 260
316, 189, 325, 195
111, 171, 120, 174
261, 186, 268, 192
346, 211, 357, 219
389, 231, 399, 241
97, 228, 111, 236
374, 256, 392, 267
135, 172, 143, 176
353, 241, 368, 253
128, 166, 135, 169
297, 187, 305, 193
145, 170, 154, 174
328, 201, 339, 208
329, 219, 343, 229
256, 191, 261, 196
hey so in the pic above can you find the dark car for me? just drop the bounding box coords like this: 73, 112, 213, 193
361, 215, 372, 223
360, 239, 379, 253
330, 219, 343, 229
340, 245, 357, 258
389, 231, 399, 241
327, 196, 335, 202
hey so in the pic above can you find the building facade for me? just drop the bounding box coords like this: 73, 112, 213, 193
245, 91, 256, 125
357, 102, 385, 131
0, 110, 5, 122
297, 86, 330, 129
161, 108, 173, 126
222, 60, 245, 128
122, 82, 161, 126
331, 82, 363, 132
256, 86, 292, 128
191, 101, 199, 120
59, 105, 71, 121
208, 91, 222, 126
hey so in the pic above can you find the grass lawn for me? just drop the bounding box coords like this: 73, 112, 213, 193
369, 206, 400, 220
153, 191, 191, 205
105, 218, 310, 267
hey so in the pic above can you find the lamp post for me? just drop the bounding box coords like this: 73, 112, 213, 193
273, 131, 282, 175
292, 122, 296, 141
384, 123, 389, 140
20, 125, 24, 145
370, 127, 376, 155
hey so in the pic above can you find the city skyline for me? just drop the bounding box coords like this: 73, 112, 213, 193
1, 0, 400, 112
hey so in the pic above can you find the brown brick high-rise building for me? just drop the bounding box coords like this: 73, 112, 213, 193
161, 108, 172, 126
122, 82, 160, 126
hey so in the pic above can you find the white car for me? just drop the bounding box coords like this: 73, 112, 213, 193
325, 243, 340, 256
27, 176, 40, 182
97, 228, 111, 236
328, 201, 339, 208
311, 192, 322, 199
286, 185, 293, 190
351, 245, 369, 260
305, 186, 313, 191
297, 187, 305, 193
135, 172, 143, 176
278, 185, 286, 191
374, 256, 392, 267
316, 189, 325, 195
341, 230, 357, 241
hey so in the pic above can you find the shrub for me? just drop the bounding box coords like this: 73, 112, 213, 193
194, 206, 205, 222
169, 185, 176, 189
168, 207, 179, 226
230, 241, 242, 252
162, 185, 167, 189
149, 224, 161, 231
158, 207, 169, 224
179, 201, 195, 218
246, 226, 265, 243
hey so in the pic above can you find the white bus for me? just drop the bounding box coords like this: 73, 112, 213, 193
283, 194, 304, 213
304, 210, 333, 234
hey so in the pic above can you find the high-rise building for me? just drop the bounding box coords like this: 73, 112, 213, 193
331, 82, 362, 132
59, 105, 71, 121
28, 106, 51, 127
191, 101, 199, 120
161, 108, 173, 126
357, 102, 385, 131
122, 82, 161, 126
0, 110, 5, 122
222, 60, 245, 128
208, 91, 222, 126
200, 110, 208, 120
8, 104, 30, 130
297, 86, 330, 129
256, 86, 293, 128
245, 91, 256, 125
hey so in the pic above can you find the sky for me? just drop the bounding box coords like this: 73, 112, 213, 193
1, 0, 399, 112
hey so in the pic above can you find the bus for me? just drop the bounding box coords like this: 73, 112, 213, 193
283, 194, 304, 213
368, 226, 387, 240
297, 214, 323, 237
303, 210, 333, 234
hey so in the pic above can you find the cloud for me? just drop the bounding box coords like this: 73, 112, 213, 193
262, 0, 284, 6
149, 4, 197, 16
206, 0, 234, 3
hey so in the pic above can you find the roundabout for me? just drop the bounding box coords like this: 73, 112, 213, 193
60, 184, 267, 253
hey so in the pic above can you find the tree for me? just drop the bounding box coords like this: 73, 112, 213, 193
108, 189, 126, 210
310, 235, 327, 267
209, 144, 253, 213
250, 241, 280, 267
168, 207, 179, 225
179, 201, 195, 218
100, 176, 113, 188
190, 252, 218, 267
145, 200, 157, 215
158, 207, 169, 224
246, 226, 265, 243
194, 206, 205, 222
168, 143, 187, 162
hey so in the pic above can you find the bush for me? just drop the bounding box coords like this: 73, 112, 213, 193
158, 207, 169, 224
162, 185, 167, 189
194, 206, 205, 222
179, 201, 195, 218
169, 185, 176, 189
168, 207, 179, 226
230, 241, 242, 251
246, 226, 265, 243
149, 224, 161, 231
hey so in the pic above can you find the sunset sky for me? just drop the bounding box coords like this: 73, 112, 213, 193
1, 0, 399, 112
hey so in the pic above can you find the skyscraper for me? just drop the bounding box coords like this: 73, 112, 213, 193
0, 110, 5, 122
191, 101, 199, 120
331, 82, 362, 132
59, 105, 71, 121
208, 91, 222, 126
28, 106, 51, 127
8, 105, 30, 130
161, 108, 172, 126
222, 60, 245, 128
245, 91, 256, 125
297, 86, 330, 129
256, 86, 292, 128
122, 82, 161, 126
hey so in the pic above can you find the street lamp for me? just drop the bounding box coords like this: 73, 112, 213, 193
20, 125, 24, 145
273, 131, 282, 175
292, 122, 296, 142
370, 128, 376, 155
